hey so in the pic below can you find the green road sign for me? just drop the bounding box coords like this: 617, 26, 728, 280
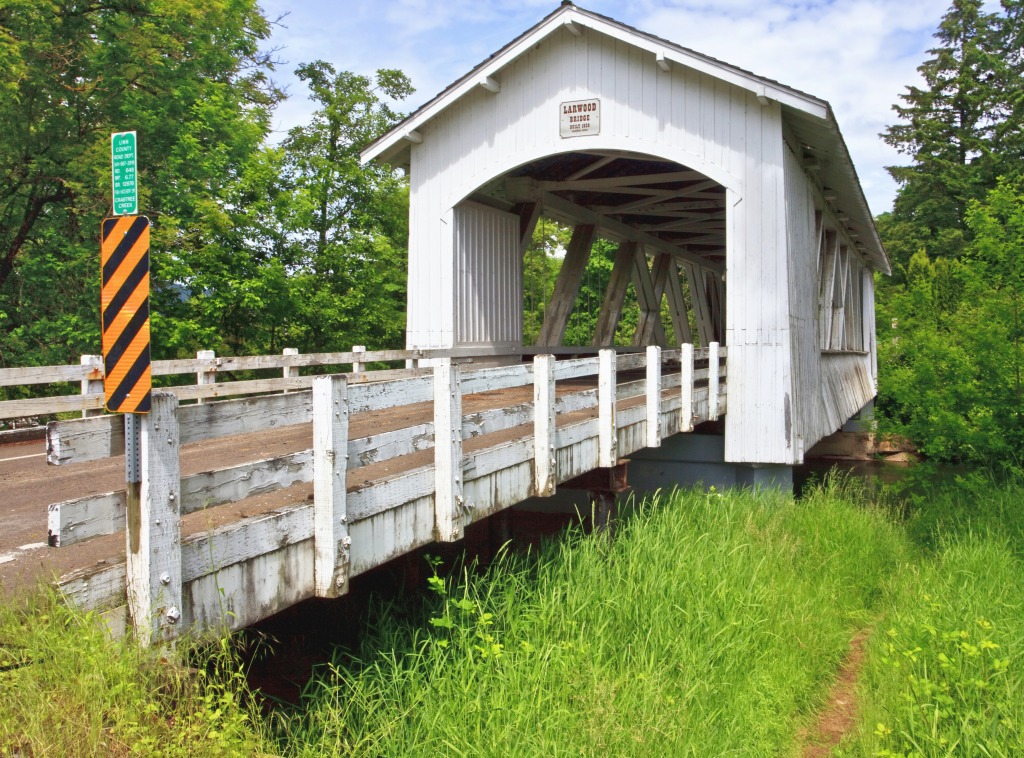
111, 131, 138, 216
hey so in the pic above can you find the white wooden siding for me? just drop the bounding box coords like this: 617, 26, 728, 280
406, 25, 797, 464
454, 202, 522, 347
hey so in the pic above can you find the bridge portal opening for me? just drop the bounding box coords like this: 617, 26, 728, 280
452, 150, 726, 354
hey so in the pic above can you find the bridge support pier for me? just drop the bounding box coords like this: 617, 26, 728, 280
627, 433, 793, 494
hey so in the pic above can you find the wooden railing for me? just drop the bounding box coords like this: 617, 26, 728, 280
46, 344, 726, 644
0, 345, 655, 422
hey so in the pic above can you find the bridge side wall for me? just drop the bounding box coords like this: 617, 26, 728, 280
406, 25, 799, 464
782, 144, 877, 459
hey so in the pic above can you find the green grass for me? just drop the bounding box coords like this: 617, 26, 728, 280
4, 475, 1023, 756
840, 477, 1024, 756
272, 482, 908, 756
0, 590, 268, 757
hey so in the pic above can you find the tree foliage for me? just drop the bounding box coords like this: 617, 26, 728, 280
875, 0, 1024, 464
0, 3, 414, 381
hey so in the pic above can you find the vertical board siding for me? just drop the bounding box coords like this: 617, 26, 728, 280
454, 202, 522, 347
783, 145, 825, 462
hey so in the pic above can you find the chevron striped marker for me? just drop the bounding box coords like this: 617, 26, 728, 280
101, 215, 152, 414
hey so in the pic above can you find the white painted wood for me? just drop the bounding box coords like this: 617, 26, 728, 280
56, 348, 737, 637
433, 359, 464, 541
533, 354, 556, 496
454, 202, 522, 349
708, 341, 720, 421
2, 393, 104, 421
179, 392, 314, 445
81, 355, 104, 418
352, 345, 366, 374
47, 415, 124, 465
537, 224, 596, 346
681, 343, 694, 432
49, 492, 125, 547
126, 392, 182, 646
646, 345, 662, 447
195, 350, 216, 405
282, 348, 300, 393
312, 375, 350, 598
598, 349, 617, 467
462, 363, 532, 394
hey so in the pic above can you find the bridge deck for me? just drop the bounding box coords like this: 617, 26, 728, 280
2, 348, 726, 641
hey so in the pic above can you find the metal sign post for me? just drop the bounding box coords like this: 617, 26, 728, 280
106, 130, 149, 579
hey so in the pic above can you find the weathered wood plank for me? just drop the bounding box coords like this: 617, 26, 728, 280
533, 354, 556, 496
49, 451, 315, 547
599, 349, 617, 467
47, 415, 124, 465
177, 392, 313, 446
2, 393, 104, 420
181, 503, 313, 584
312, 376, 350, 598
462, 363, 532, 394
681, 343, 694, 432
48, 492, 125, 548
127, 393, 182, 646
433, 360, 464, 542
709, 341, 721, 421
646, 346, 662, 448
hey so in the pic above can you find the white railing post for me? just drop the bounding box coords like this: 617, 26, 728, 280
598, 349, 617, 468
709, 341, 720, 421
126, 392, 182, 646
533, 354, 556, 496
646, 345, 661, 448
282, 347, 299, 393
352, 345, 366, 374
681, 343, 694, 432
433, 358, 464, 542
312, 375, 350, 598
80, 354, 103, 417
195, 349, 216, 404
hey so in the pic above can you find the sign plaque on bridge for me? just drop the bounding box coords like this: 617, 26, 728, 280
559, 98, 600, 138
111, 131, 138, 216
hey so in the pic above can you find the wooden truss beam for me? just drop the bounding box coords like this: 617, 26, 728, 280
593, 241, 636, 347
506, 180, 723, 274
536, 224, 597, 346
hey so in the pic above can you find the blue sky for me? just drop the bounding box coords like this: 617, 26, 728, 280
259, 0, 959, 215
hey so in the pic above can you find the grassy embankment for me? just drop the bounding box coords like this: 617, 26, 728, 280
2, 475, 1023, 756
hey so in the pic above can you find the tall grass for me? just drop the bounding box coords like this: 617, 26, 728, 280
843, 478, 1024, 756
274, 483, 908, 756
0, 589, 269, 757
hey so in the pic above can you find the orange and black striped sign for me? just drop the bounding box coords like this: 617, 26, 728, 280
101, 216, 152, 413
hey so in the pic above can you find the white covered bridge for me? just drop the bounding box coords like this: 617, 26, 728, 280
362, 1, 888, 477
15, 3, 888, 643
